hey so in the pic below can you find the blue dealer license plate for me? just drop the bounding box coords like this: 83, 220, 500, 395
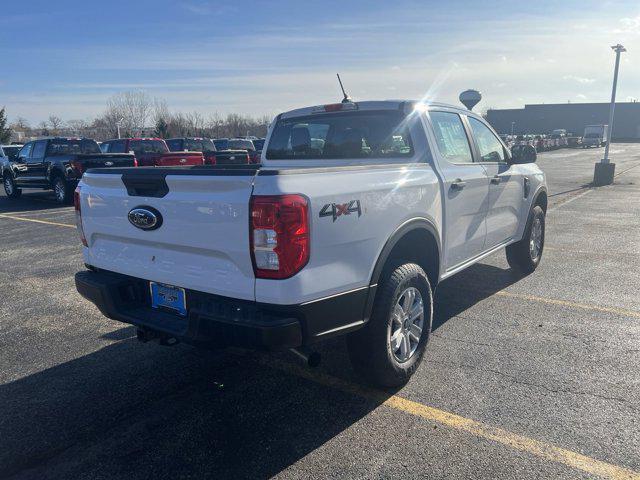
150, 282, 187, 316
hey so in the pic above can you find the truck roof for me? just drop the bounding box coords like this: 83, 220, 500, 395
279, 100, 476, 119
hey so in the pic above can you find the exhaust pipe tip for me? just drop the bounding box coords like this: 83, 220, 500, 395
290, 348, 321, 368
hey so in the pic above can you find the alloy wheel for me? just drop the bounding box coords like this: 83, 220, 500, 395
388, 287, 424, 363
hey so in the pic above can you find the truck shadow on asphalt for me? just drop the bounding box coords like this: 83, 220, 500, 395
0, 193, 69, 213
0, 263, 521, 479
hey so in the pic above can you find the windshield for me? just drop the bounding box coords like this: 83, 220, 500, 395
228, 139, 255, 151
129, 140, 168, 154
185, 138, 216, 152
47, 139, 101, 156
2, 146, 21, 160
266, 111, 413, 160
213, 139, 229, 150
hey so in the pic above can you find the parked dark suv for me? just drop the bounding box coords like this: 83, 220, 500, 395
1, 137, 135, 204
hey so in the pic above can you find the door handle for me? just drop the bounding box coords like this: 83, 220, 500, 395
451, 179, 466, 190
490, 175, 501, 185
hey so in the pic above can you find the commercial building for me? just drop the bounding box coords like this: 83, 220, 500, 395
486, 102, 640, 140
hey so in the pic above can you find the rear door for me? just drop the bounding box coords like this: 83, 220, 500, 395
426, 111, 489, 270
466, 116, 523, 249
79, 169, 258, 300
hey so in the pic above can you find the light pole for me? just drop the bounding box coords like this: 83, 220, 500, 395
116, 117, 124, 139
594, 44, 626, 186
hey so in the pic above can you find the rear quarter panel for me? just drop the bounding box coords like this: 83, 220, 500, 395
253, 165, 442, 304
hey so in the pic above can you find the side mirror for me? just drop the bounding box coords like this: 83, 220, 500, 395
510, 145, 537, 164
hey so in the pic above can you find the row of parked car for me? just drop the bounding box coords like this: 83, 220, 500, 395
0, 136, 264, 204
500, 133, 578, 152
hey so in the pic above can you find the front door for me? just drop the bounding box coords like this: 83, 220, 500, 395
466, 116, 523, 248
13, 142, 33, 186
25, 140, 48, 186
427, 111, 489, 270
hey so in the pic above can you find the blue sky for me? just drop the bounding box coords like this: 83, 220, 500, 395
1, 0, 638, 123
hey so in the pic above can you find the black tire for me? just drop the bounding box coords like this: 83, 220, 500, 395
52, 175, 73, 204
3, 173, 22, 199
506, 205, 545, 274
347, 263, 433, 388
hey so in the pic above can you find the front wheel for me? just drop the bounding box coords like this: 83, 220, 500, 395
347, 263, 433, 388
3, 174, 22, 199
506, 205, 545, 274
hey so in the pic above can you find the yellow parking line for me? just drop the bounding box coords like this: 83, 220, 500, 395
264, 357, 640, 480
0, 213, 75, 228
495, 291, 640, 319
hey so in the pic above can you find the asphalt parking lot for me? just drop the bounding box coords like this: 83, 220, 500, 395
1, 146, 639, 480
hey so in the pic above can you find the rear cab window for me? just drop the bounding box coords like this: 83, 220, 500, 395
129, 140, 168, 155
166, 139, 183, 151
47, 139, 101, 156
185, 138, 216, 152
266, 110, 413, 160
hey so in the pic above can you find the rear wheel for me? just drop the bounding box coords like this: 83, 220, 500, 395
3, 174, 22, 199
347, 263, 433, 388
506, 205, 545, 274
53, 176, 73, 204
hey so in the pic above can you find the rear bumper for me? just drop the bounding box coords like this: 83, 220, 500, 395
75, 269, 369, 350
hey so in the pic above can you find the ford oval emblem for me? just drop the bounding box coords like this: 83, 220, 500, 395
104, 161, 114, 167
128, 206, 163, 231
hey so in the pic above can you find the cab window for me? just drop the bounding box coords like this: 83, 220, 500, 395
468, 117, 506, 163
31, 140, 47, 159
108, 140, 126, 153
429, 112, 473, 164
166, 139, 182, 151
18, 142, 33, 160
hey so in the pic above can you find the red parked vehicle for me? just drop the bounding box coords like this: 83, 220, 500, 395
100, 138, 204, 166
166, 138, 218, 165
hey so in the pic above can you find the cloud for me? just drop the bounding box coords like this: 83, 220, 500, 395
576, 94, 587, 99
618, 15, 640, 32
181, 2, 235, 15
562, 75, 596, 84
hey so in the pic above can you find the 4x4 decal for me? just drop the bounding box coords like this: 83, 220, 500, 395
319, 200, 362, 222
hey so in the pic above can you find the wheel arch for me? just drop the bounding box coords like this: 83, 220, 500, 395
363, 218, 441, 323
48, 165, 66, 186
532, 187, 548, 213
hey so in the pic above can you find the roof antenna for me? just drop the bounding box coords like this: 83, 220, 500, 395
337, 73, 352, 103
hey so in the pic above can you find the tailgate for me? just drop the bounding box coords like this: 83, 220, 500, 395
78, 153, 136, 169
215, 150, 250, 165
156, 152, 204, 166
79, 168, 258, 300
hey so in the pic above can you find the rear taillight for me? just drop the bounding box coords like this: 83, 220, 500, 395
133, 157, 138, 167
70, 160, 84, 176
74, 187, 87, 247
206, 155, 217, 165
250, 194, 309, 279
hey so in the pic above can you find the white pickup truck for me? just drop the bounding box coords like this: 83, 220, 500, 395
75, 100, 547, 387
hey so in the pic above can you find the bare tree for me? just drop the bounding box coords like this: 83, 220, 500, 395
47, 115, 65, 134
206, 113, 224, 138
185, 111, 206, 136
67, 119, 90, 135
104, 91, 153, 137
11, 117, 30, 131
